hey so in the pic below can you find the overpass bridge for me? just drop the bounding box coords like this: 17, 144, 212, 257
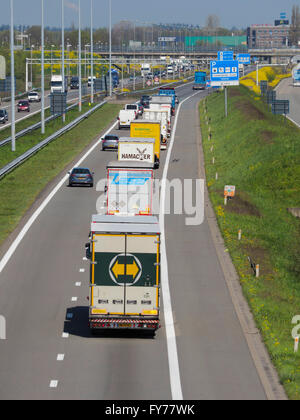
95, 46, 300, 64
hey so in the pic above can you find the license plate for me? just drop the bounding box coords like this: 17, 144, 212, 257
78, 177, 85, 180
119, 323, 131, 328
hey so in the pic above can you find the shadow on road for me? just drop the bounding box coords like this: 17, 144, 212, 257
63, 306, 156, 339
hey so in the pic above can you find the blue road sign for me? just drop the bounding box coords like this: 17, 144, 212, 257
236, 54, 251, 65
210, 60, 239, 87
218, 51, 234, 61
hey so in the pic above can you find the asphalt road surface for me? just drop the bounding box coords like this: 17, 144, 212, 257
0, 83, 267, 400
275, 76, 300, 126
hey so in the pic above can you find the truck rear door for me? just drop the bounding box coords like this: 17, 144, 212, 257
90, 233, 160, 317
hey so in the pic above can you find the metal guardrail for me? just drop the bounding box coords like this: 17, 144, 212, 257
0, 99, 107, 180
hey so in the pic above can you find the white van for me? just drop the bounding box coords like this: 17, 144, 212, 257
118, 109, 136, 129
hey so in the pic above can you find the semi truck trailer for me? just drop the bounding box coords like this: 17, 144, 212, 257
86, 215, 161, 336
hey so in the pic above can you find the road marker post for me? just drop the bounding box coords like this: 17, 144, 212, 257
215, 172, 218, 180
238, 229, 242, 240
256, 264, 260, 278
294, 337, 299, 353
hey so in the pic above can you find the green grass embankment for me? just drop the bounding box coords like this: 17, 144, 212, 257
0, 103, 122, 247
200, 85, 300, 399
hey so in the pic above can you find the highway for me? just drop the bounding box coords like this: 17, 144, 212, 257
0, 82, 269, 400
275, 77, 300, 126
0, 87, 83, 130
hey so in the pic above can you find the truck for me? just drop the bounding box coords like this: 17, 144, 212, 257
86, 215, 161, 335
158, 87, 176, 115
143, 109, 169, 150
293, 65, 300, 87
106, 160, 154, 216
130, 120, 161, 168
149, 98, 172, 137
50, 75, 68, 93
141, 63, 151, 78
118, 109, 136, 129
118, 138, 155, 164
193, 71, 206, 90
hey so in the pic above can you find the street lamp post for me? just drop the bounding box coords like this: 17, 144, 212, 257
41, 0, 45, 134
10, 0, 15, 152
78, 0, 82, 112
90, 0, 94, 104
62, 0, 66, 122
109, 0, 112, 97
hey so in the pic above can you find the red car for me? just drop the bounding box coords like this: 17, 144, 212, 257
17, 100, 30, 113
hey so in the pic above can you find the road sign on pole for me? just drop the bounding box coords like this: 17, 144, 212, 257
236, 54, 251, 65
218, 51, 234, 61
210, 60, 239, 87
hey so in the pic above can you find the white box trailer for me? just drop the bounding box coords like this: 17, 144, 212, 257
118, 138, 155, 164
149, 97, 172, 137
143, 110, 168, 149
106, 160, 154, 216
86, 215, 161, 336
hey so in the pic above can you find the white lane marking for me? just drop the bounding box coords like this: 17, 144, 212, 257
0, 119, 118, 276
79, 268, 85, 273
75, 282, 81, 287
62, 333, 69, 338
160, 90, 202, 400
57, 354, 65, 361
49, 380, 58, 388
71, 297, 78, 302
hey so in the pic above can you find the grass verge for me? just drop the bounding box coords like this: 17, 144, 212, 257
200, 85, 300, 399
0, 102, 122, 247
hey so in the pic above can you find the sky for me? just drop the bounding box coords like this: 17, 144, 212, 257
0, 0, 297, 29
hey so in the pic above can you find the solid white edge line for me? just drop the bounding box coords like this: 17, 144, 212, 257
0, 119, 118, 275
159, 90, 202, 400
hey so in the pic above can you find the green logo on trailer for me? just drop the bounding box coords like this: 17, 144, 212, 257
109, 254, 142, 286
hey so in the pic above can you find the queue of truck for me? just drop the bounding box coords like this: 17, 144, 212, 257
85, 86, 178, 337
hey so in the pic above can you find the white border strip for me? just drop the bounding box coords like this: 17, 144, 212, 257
159, 90, 201, 400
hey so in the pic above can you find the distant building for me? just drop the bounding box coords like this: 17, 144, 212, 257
247, 23, 290, 49
185, 36, 247, 49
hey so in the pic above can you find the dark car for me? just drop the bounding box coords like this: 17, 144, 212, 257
140, 95, 151, 108
17, 100, 30, 113
101, 134, 119, 151
70, 77, 79, 89
0, 109, 8, 124
137, 102, 144, 115
68, 167, 94, 187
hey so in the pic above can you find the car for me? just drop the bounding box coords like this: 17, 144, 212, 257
140, 95, 151, 106
0, 109, 8, 124
17, 100, 30, 112
70, 77, 79, 89
68, 167, 94, 187
28, 91, 41, 102
101, 134, 119, 151
137, 102, 144, 115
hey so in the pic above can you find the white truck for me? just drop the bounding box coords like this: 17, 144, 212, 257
118, 109, 136, 129
50, 75, 68, 93
106, 160, 155, 216
124, 104, 139, 119
85, 215, 161, 336
149, 96, 172, 138
118, 138, 155, 164
143, 109, 169, 149
141, 63, 151, 78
